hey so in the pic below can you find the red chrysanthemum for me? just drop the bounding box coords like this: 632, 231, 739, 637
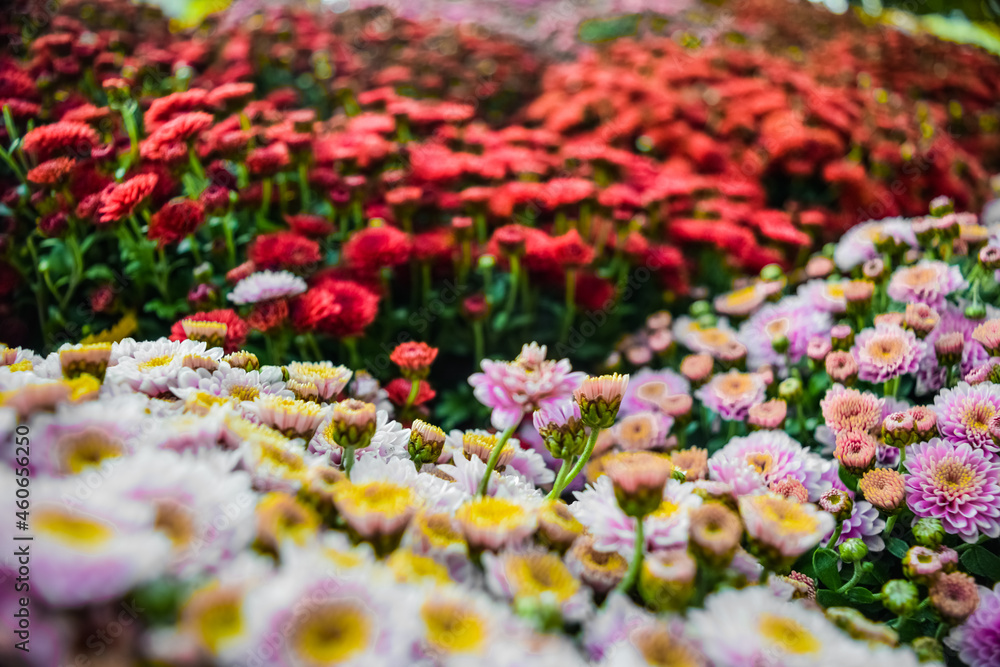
21, 121, 100, 160
248, 232, 321, 270
390, 341, 438, 379
286, 214, 335, 239
385, 378, 436, 406
412, 229, 454, 262
246, 142, 291, 176
141, 112, 214, 161
97, 173, 159, 224
144, 89, 210, 131
169, 308, 248, 353
489, 224, 531, 256
553, 229, 595, 268
26, 156, 77, 186
205, 82, 255, 110
247, 299, 289, 333
575, 272, 616, 312
291, 280, 379, 339
147, 198, 205, 247
342, 225, 411, 272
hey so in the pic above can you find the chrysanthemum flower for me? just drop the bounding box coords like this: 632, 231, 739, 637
390, 341, 438, 379
858, 468, 906, 514
228, 270, 307, 305
455, 496, 538, 553
21, 120, 100, 160
687, 503, 742, 566
905, 439, 1000, 542
852, 324, 924, 383
740, 297, 832, 372
58, 342, 112, 381
820, 384, 884, 435
738, 494, 835, 565
748, 399, 787, 430
106, 338, 224, 397
26, 156, 77, 186
713, 283, 768, 317
248, 231, 320, 269
169, 309, 248, 354
945, 581, 1000, 667
249, 395, 328, 441
567, 534, 628, 594
972, 319, 1000, 356
470, 343, 585, 430
708, 430, 831, 501
97, 173, 159, 224
331, 478, 417, 554
695, 370, 766, 422
833, 218, 916, 271
933, 382, 1000, 456
669, 447, 708, 481
834, 430, 878, 475
343, 224, 411, 272
887, 260, 967, 309
603, 451, 674, 517
620, 368, 689, 416
612, 411, 671, 452
673, 316, 741, 357
930, 572, 980, 624
291, 281, 380, 339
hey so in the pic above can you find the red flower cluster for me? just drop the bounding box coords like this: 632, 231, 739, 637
248, 232, 321, 270
148, 199, 206, 247
291, 280, 380, 339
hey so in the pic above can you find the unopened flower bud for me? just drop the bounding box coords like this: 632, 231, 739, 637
825, 351, 858, 385
839, 538, 868, 563
904, 303, 940, 339
819, 488, 853, 522
862, 257, 886, 281
965, 302, 987, 321
912, 517, 945, 548
911, 637, 945, 664
831, 324, 854, 351
777, 377, 802, 402
638, 549, 697, 613
882, 579, 919, 617
979, 244, 1000, 270
858, 468, 905, 514
602, 451, 673, 518
408, 419, 446, 469
972, 319, 1000, 356
760, 264, 784, 283
533, 402, 587, 460
844, 280, 874, 317
934, 332, 964, 367
575, 374, 629, 428
929, 195, 954, 217
882, 411, 914, 448
903, 546, 944, 585
929, 572, 979, 624
909, 406, 938, 442
770, 334, 790, 355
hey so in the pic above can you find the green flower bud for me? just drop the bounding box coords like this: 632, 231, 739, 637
689, 300, 712, 318
965, 303, 987, 321
760, 264, 784, 282
839, 538, 869, 563
777, 377, 802, 402
911, 637, 944, 664
881, 579, 920, 617
407, 419, 446, 469
912, 518, 945, 549
770, 335, 790, 355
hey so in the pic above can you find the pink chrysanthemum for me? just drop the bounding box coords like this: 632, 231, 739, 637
852, 324, 924, 383
819, 384, 884, 435
905, 439, 1000, 543
707, 431, 832, 501
695, 370, 766, 422
887, 260, 967, 309
933, 382, 1000, 457
738, 297, 832, 372
917, 307, 990, 394
830, 499, 886, 552
620, 367, 690, 416
946, 581, 1000, 667
469, 343, 585, 430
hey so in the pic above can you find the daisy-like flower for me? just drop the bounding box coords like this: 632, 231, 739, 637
57, 342, 113, 381
470, 342, 585, 430
571, 476, 702, 558
820, 385, 884, 435
286, 361, 351, 402
887, 260, 967, 309
852, 324, 924, 384
669, 447, 708, 480
679, 354, 715, 385
695, 370, 766, 422
672, 316, 741, 357
796, 279, 848, 314
567, 534, 628, 594
905, 439, 1000, 542
331, 478, 418, 555
483, 550, 589, 621
611, 411, 671, 452
713, 283, 769, 318
417, 588, 522, 662
688, 585, 879, 666
106, 338, 225, 397
748, 399, 787, 430
972, 318, 1000, 356
739, 494, 835, 566
933, 382, 1000, 456
619, 368, 690, 416
248, 394, 328, 440
833, 217, 916, 271
455, 495, 539, 553
945, 581, 1000, 667
16, 474, 172, 607
739, 297, 832, 372
173, 362, 290, 405
707, 431, 832, 501
228, 270, 307, 305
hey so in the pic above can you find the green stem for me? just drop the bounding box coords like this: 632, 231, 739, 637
503, 255, 521, 318
897, 446, 907, 472
836, 561, 863, 594
726, 419, 738, 441
25, 235, 48, 335
259, 178, 272, 220
476, 423, 519, 497
472, 320, 485, 371
547, 426, 602, 500
298, 162, 311, 209
882, 514, 898, 539
405, 379, 420, 409
221, 211, 236, 268
343, 337, 361, 369
343, 445, 356, 479
188, 144, 206, 186
883, 376, 899, 399
825, 522, 843, 549
187, 234, 202, 264
560, 268, 577, 344
304, 332, 323, 362
616, 517, 645, 593
550, 458, 573, 497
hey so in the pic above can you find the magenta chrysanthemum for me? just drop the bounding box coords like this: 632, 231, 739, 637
852, 324, 923, 383
469, 342, 585, 430
916, 307, 990, 394
904, 439, 1000, 543
933, 382, 1000, 457
694, 370, 766, 422
887, 260, 967, 309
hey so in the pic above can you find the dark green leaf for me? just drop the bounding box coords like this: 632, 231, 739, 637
961, 545, 1000, 580
847, 587, 876, 604
812, 548, 842, 591
84, 265, 116, 282
887, 537, 909, 559
838, 465, 858, 492
816, 589, 849, 607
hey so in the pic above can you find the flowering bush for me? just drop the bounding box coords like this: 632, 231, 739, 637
1, 197, 1000, 665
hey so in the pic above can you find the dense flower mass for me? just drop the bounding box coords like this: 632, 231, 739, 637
1, 0, 1000, 664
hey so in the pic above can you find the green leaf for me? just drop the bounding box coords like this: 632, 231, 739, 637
887, 537, 910, 560
84, 265, 116, 282
492, 311, 509, 332
961, 545, 1000, 580
812, 548, 842, 591
847, 587, 876, 604
816, 589, 849, 607
837, 465, 858, 493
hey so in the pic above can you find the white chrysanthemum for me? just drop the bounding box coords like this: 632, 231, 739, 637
688, 585, 886, 666
172, 362, 290, 406
435, 450, 543, 502
94, 448, 256, 576
4, 472, 172, 608
350, 452, 466, 512
106, 338, 224, 396
570, 476, 702, 558
672, 315, 740, 356
310, 409, 410, 464
228, 270, 307, 305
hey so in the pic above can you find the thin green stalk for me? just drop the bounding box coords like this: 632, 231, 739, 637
25, 235, 48, 334
221, 211, 236, 268
405, 379, 420, 409
259, 178, 272, 219
836, 561, 863, 594
547, 426, 602, 499
616, 518, 645, 593
298, 162, 311, 209
472, 320, 485, 371
560, 269, 577, 344
343, 445, 357, 478
550, 458, 573, 498
187, 234, 202, 264
503, 255, 521, 318
825, 522, 843, 549
882, 514, 898, 539
477, 423, 519, 497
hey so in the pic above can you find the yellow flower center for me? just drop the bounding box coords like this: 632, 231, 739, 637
900, 266, 938, 288
323, 548, 366, 570
415, 512, 466, 550
8, 360, 32, 372
185, 586, 244, 654
421, 600, 486, 654
934, 460, 974, 498
825, 283, 844, 300
745, 452, 773, 476
765, 318, 791, 340
634, 626, 701, 667
68, 374, 101, 402
291, 602, 372, 665
457, 497, 528, 530
696, 328, 730, 347
332, 480, 416, 517
753, 496, 820, 535
257, 493, 320, 546
505, 553, 579, 602
228, 385, 260, 402
139, 354, 174, 371
722, 285, 759, 307
649, 499, 680, 520
387, 550, 451, 585
60, 430, 125, 474
962, 403, 995, 433
869, 336, 903, 360
759, 613, 821, 654
35, 508, 113, 549
717, 373, 754, 397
